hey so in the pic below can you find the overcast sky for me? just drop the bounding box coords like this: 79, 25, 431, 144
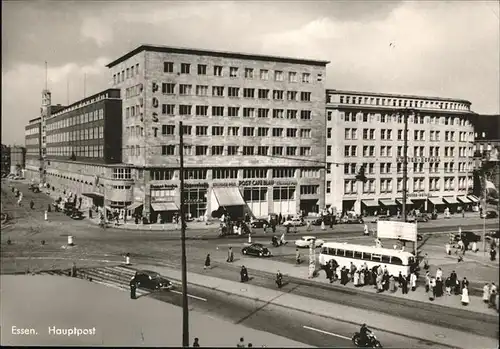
2, 0, 499, 145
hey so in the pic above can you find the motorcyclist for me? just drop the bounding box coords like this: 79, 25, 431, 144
271, 236, 278, 247
359, 323, 372, 346
276, 270, 283, 288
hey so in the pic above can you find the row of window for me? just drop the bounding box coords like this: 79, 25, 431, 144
335, 94, 470, 111
125, 84, 142, 99
46, 145, 104, 158
25, 128, 39, 136
152, 104, 314, 120
339, 111, 472, 127
341, 162, 473, 176
341, 177, 470, 195
152, 145, 314, 157
162, 62, 318, 83
150, 168, 319, 181
342, 128, 471, 143
113, 64, 140, 84
47, 127, 104, 144
47, 110, 104, 131
338, 145, 473, 158
321, 246, 406, 265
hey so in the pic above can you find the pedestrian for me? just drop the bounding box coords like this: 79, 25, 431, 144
306, 221, 312, 231
354, 269, 360, 287
425, 271, 431, 293
445, 243, 451, 255
436, 267, 443, 281
489, 283, 497, 308
227, 247, 234, 263
240, 266, 249, 283
436, 277, 443, 297
295, 249, 301, 265
193, 338, 200, 347
461, 277, 469, 290
388, 275, 396, 292
471, 241, 478, 253
490, 247, 497, 261
445, 276, 452, 296
350, 262, 356, 281
423, 253, 429, 270
483, 283, 491, 303
130, 278, 137, 300
410, 271, 417, 291
30, 200, 35, 210
237, 337, 246, 348
402, 275, 409, 294
204, 254, 211, 269
461, 286, 470, 306
450, 270, 459, 295
359, 268, 365, 286
71, 262, 77, 278
429, 277, 436, 301
341, 267, 348, 285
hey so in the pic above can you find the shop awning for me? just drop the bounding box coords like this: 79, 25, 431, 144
151, 202, 179, 212
127, 202, 143, 210
212, 187, 246, 207
362, 200, 379, 207
428, 197, 444, 205
82, 192, 104, 198
468, 195, 480, 203
457, 196, 471, 204
396, 198, 413, 205
379, 199, 397, 206
443, 196, 459, 204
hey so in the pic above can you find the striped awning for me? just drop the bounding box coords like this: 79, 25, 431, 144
468, 195, 480, 203
457, 196, 471, 204
128, 202, 143, 210
428, 197, 444, 205
151, 202, 178, 211
212, 187, 246, 207
443, 196, 459, 204
379, 199, 397, 206
362, 200, 379, 207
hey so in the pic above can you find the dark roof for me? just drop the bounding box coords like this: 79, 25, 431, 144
50, 88, 121, 117
106, 44, 330, 68
326, 89, 472, 104
28, 117, 41, 123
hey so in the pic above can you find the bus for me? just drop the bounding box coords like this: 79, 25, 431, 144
319, 242, 416, 277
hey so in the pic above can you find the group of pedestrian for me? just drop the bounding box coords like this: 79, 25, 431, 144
482, 282, 498, 310
425, 269, 478, 307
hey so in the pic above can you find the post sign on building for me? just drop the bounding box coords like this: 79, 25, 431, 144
396, 156, 440, 163
377, 221, 418, 242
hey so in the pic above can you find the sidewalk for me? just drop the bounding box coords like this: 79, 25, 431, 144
0, 274, 309, 347
225, 256, 499, 316
135, 263, 498, 349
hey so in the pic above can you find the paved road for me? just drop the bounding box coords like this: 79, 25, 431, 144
150, 282, 450, 348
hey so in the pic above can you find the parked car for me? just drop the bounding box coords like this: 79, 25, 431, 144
480, 210, 499, 219
454, 231, 481, 243
294, 236, 325, 248
241, 243, 272, 257
283, 217, 305, 227
70, 211, 84, 220
250, 219, 270, 229
485, 230, 500, 245
370, 215, 391, 223
131, 270, 173, 291
28, 184, 40, 193
341, 216, 364, 224
406, 213, 430, 223
311, 215, 336, 226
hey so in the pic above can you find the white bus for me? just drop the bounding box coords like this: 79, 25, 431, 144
319, 242, 416, 277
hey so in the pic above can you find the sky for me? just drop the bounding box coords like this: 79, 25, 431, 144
2, 0, 499, 146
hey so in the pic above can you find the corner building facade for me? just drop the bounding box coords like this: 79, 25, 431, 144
107, 45, 328, 220
325, 89, 477, 216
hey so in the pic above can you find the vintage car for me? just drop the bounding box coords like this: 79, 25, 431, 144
294, 236, 325, 248
241, 243, 272, 257
131, 270, 174, 291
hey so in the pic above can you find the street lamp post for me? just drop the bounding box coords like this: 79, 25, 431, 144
179, 121, 189, 346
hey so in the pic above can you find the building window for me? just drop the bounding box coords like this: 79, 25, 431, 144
243, 108, 255, 118
179, 105, 192, 116
181, 63, 190, 74
162, 83, 175, 94
287, 110, 297, 119
161, 145, 175, 156
195, 146, 208, 156
212, 86, 224, 97
212, 126, 224, 136
243, 168, 267, 178
211, 146, 224, 155
228, 127, 239, 136
300, 92, 311, 102
213, 168, 238, 179
228, 107, 240, 117
302, 73, 310, 83
257, 146, 268, 156
151, 169, 175, 181
275, 71, 283, 81
243, 88, 255, 98
273, 109, 284, 119
229, 67, 238, 77
227, 146, 239, 155
286, 147, 297, 156
300, 147, 311, 156
195, 105, 209, 117
197, 64, 207, 75
286, 128, 297, 137
273, 168, 295, 178
179, 84, 192, 95
273, 90, 284, 100
272, 128, 283, 137
212, 106, 224, 117
289, 72, 297, 82
196, 126, 208, 136
228, 87, 239, 97
287, 91, 297, 101
243, 146, 254, 156
272, 146, 283, 156
300, 185, 318, 195
164, 62, 174, 73
258, 89, 270, 99
113, 168, 132, 179
257, 108, 269, 118
182, 125, 192, 135
300, 110, 311, 120
257, 127, 269, 137
162, 125, 175, 135
196, 85, 208, 96
260, 69, 269, 80
244, 68, 254, 79
213, 65, 223, 76
300, 129, 311, 138
184, 169, 208, 180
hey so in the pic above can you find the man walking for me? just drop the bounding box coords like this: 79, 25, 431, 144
227, 247, 234, 263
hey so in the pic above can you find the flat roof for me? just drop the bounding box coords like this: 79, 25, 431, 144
327, 89, 471, 104
106, 44, 330, 68
50, 88, 120, 118
28, 117, 41, 123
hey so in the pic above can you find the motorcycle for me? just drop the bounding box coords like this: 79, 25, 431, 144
271, 236, 283, 247
352, 332, 382, 348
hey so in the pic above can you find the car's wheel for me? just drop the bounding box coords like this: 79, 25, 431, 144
259, 252, 263, 257
243, 250, 247, 255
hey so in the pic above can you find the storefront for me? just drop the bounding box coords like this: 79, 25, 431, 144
210, 183, 247, 219
299, 199, 319, 215
361, 199, 379, 216
243, 186, 268, 218
183, 183, 208, 219
379, 198, 397, 215
396, 197, 414, 214
428, 197, 445, 212
342, 200, 356, 215
272, 186, 296, 216
457, 196, 472, 211
150, 184, 178, 222
443, 196, 459, 213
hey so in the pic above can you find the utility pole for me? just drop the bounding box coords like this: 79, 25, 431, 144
179, 121, 189, 347
402, 108, 409, 223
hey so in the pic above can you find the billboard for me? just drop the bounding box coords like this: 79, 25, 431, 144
377, 221, 418, 242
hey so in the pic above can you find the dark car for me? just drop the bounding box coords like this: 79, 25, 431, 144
454, 231, 481, 243
70, 211, 84, 220
241, 243, 272, 257
250, 219, 270, 228
341, 216, 364, 224
406, 213, 429, 223
131, 270, 173, 291
486, 230, 500, 244
311, 215, 336, 226
481, 210, 499, 219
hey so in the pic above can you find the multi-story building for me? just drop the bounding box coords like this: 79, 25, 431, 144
1, 144, 10, 175
106, 44, 328, 221
326, 89, 477, 215
25, 89, 125, 209
9, 146, 26, 175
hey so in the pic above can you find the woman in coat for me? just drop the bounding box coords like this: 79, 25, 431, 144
353, 270, 360, 287
389, 275, 396, 293
425, 271, 431, 293
429, 277, 437, 301
359, 269, 365, 286
461, 286, 470, 306
482, 283, 490, 303
204, 254, 211, 269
